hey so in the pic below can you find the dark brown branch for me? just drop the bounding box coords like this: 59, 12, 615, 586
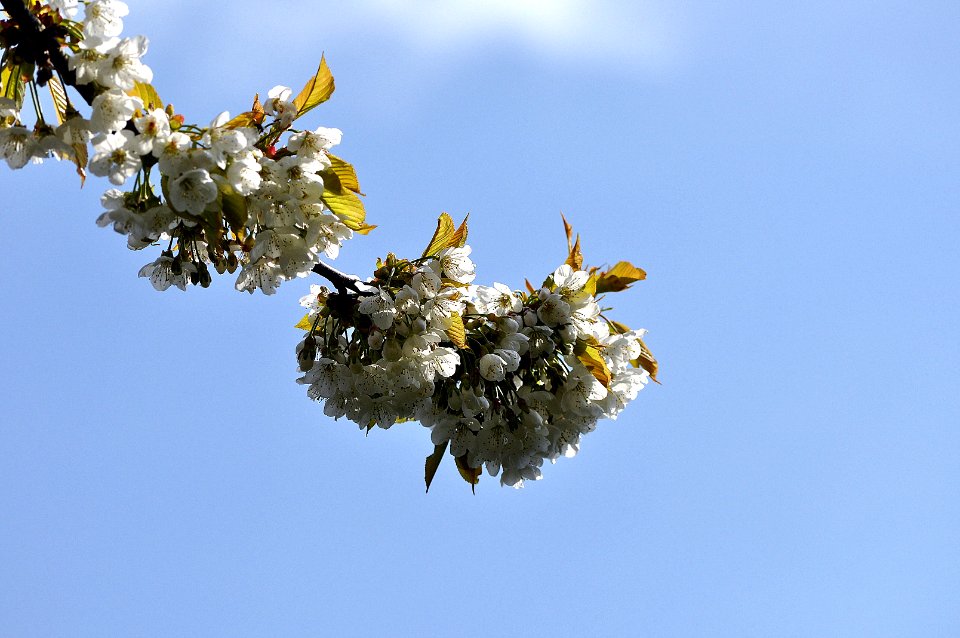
312, 260, 368, 294
1, 0, 97, 104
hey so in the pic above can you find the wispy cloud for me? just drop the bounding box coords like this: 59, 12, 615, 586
338, 0, 683, 67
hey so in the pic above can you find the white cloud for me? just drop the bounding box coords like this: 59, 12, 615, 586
341, 0, 682, 66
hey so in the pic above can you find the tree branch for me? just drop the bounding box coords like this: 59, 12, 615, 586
312, 260, 369, 294
1, 0, 97, 105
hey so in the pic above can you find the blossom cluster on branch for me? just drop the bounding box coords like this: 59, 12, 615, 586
1, 1, 658, 491
0, 0, 371, 294
295, 214, 658, 489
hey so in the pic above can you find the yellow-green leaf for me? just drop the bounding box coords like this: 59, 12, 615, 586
422, 213, 469, 258
293, 55, 335, 117
561, 213, 583, 270
422, 212, 455, 258
327, 153, 362, 194
634, 336, 659, 383
322, 189, 375, 234
609, 320, 631, 335
424, 442, 448, 493
577, 344, 611, 387
295, 313, 314, 331
221, 187, 248, 233
47, 75, 69, 124
455, 454, 481, 493
595, 261, 647, 294
224, 111, 259, 129
451, 213, 469, 248
71, 140, 87, 186
445, 314, 468, 349
129, 81, 162, 110
1, 62, 25, 109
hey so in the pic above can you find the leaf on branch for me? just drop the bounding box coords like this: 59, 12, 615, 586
71, 141, 87, 186
561, 212, 584, 271
633, 336, 659, 383
576, 343, 611, 387
327, 153, 362, 194
525, 279, 537, 294
454, 454, 481, 494
129, 81, 162, 110
47, 75, 69, 124
293, 55, 335, 118
1, 62, 26, 110
221, 187, 248, 233
445, 314, 468, 349
595, 261, 647, 294
424, 442, 448, 492
295, 313, 314, 331
609, 320, 631, 334
322, 189, 375, 234
422, 212, 469, 258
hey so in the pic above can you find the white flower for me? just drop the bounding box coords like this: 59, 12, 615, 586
225, 153, 263, 196
263, 85, 297, 127
97, 36, 152, 90
433, 245, 476, 283
138, 254, 191, 291
536, 291, 571, 326
0, 127, 38, 169
67, 45, 104, 84
89, 131, 141, 184
288, 126, 342, 158
48, 0, 80, 19
235, 259, 283, 295
479, 353, 508, 382
203, 112, 255, 169
130, 108, 170, 156
474, 282, 521, 315
56, 116, 94, 148
168, 168, 218, 215
358, 290, 397, 330
83, 0, 129, 41
90, 88, 141, 133
0, 96, 18, 119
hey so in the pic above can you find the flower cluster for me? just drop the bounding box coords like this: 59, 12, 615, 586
296, 217, 656, 489
0, 0, 370, 293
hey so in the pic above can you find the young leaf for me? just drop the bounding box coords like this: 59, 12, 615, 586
71, 140, 87, 186
634, 336, 659, 383
130, 81, 162, 110
424, 442, 448, 493
1, 62, 25, 109
224, 94, 265, 129
295, 314, 314, 331
451, 213, 469, 248
577, 344, 611, 387
445, 314, 468, 349
47, 75, 69, 124
422, 213, 469, 258
327, 154, 362, 194
595, 261, 647, 294
322, 189, 375, 234
293, 55, 335, 117
454, 454, 481, 494
560, 213, 583, 270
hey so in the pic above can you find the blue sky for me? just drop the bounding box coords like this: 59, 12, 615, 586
2, 1, 959, 635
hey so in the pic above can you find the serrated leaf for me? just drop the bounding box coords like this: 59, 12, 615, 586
445, 314, 468, 349
223, 111, 260, 129
422, 213, 469, 258
595, 261, 647, 294
577, 344, 611, 387
635, 336, 659, 383
295, 313, 315, 331
130, 81, 162, 110
71, 140, 87, 186
561, 213, 583, 270
454, 454, 481, 494
1, 62, 26, 109
322, 188, 375, 234
327, 153, 362, 194
425, 442, 448, 493
422, 212, 455, 258
47, 75, 69, 124
293, 55, 335, 117
451, 213, 469, 247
